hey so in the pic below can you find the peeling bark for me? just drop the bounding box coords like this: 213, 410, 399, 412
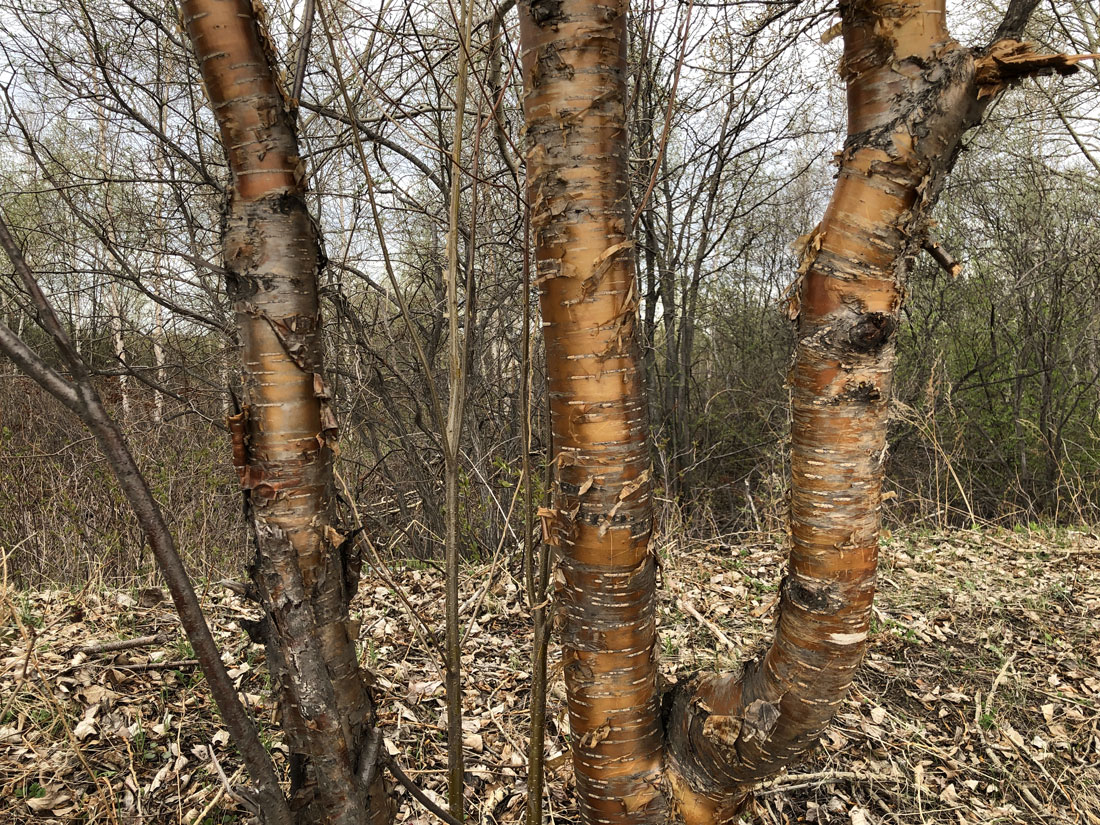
179, 1, 392, 822
522, 0, 1078, 823
663, 1, 1080, 822
519, 0, 666, 820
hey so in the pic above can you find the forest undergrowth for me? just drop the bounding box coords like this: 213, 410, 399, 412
1, 524, 1097, 825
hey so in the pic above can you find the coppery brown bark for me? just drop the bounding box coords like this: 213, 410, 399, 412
179, 1, 393, 823
662, 2, 1081, 823
519, 0, 665, 820
520, 0, 1080, 823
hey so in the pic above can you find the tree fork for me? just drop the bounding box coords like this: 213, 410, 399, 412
521, 0, 1082, 823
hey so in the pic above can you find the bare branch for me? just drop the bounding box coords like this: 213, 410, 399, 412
992, 0, 1041, 43
384, 754, 464, 825
923, 238, 963, 278
292, 0, 316, 104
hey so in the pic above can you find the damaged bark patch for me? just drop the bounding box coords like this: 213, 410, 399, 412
847, 312, 896, 353
534, 42, 574, 84
526, 0, 565, 27
782, 576, 846, 615
837, 380, 882, 404
530, 170, 572, 231
701, 714, 742, 749
228, 408, 252, 488
271, 190, 306, 215
741, 699, 781, 741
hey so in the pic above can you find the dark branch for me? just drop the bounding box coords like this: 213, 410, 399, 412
292, 0, 315, 104
992, 0, 1041, 44
384, 753, 464, 825
0, 320, 81, 414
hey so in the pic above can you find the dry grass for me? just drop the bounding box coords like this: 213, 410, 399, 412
0, 525, 1097, 824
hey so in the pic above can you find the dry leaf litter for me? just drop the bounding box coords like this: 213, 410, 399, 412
1, 526, 1098, 824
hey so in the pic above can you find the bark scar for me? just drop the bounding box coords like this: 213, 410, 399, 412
847, 312, 896, 353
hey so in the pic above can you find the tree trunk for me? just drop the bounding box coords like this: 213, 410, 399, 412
663, 1, 1081, 821
180, 1, 393, 822
519, 0, 665, 820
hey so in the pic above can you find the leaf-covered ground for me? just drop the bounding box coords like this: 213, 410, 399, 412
1, 526, 1098, 824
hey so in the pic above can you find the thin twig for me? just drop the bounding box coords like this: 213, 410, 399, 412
209, 743, 260, 816
78, 634, 164, 656
984, 651, 1017, 715
458, 450, 523, 647
102, 659, 200, 672
630, 0, 695, 227
756, 770, 902, 796
676, 597, 739, 652
193, 766, 241, 825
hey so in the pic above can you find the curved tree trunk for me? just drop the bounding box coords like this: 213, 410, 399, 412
521, 0, 1078, 822
664, 0, 1082, 821
180, 2, 393, 823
